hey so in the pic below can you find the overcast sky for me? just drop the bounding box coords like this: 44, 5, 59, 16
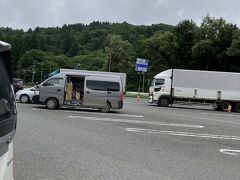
1, 0, 240, 30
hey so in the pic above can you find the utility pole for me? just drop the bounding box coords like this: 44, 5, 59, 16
31, 61, 36, 83
40, 62, 43, 82
108, 50, 112, 72
138, 71, 141, 97
142, 72, 145, 92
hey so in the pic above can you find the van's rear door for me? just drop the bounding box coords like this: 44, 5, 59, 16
106, 81, 121, 109
84, 76, 107, 108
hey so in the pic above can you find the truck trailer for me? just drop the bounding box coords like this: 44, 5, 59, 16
148, 69, 240, 112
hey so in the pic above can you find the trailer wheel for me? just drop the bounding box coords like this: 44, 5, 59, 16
46, 98, 58, 110
158, 97, 170, 107
234, 103, 240, 113
220, 101, 231, 112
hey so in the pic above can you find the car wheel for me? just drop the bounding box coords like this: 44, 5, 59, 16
99, 102, 111, 113
46, 98, 58, 110
20, 94, 30, 103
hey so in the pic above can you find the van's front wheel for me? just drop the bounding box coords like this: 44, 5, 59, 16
46, 98, 58, 110
99, 102, 111, 113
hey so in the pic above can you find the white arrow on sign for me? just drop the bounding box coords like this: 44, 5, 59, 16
219, 149, 240, 156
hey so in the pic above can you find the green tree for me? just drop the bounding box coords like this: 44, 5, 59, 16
105, 34, 135, 73
192, 39, 215, 70
197, 15, 238, 70
143, 32, 178, 77
174, 20, 198, 68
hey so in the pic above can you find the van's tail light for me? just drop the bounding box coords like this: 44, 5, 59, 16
120, 93, 124, 101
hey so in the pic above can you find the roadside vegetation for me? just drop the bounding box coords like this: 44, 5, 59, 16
1, 15, 240, 91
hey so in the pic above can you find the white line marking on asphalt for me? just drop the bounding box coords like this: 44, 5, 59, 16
32, 108, 48, 111
125, 128, 240, 141
219, 149, 240, 156
32, 107, 143, 118
64, 110, 143, 118
173, 114, 240, 126
202, 112, 240, 117
69, 116, 204, 128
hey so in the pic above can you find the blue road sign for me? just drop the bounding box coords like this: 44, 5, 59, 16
135, 58, 149, 72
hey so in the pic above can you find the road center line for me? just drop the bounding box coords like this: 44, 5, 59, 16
126, 128, 240, 141
69, 116, 204, 128
219, 149, 240, 156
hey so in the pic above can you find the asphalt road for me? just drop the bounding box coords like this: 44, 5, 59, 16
14, 98, 240, 180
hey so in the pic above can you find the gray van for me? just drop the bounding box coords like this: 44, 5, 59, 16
38, 72, 123, 112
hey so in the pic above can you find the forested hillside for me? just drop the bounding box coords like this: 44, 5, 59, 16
1, 15, 240, 91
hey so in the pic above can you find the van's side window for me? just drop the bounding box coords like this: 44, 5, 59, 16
86, 80, 120, 92
86, 80, 106, 91
155, 79, 165, 86
107, 82, 120, 92
45, 78, 63, 86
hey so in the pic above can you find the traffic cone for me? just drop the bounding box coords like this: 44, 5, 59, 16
137, 95, 140, 102
227, 104, 232, 113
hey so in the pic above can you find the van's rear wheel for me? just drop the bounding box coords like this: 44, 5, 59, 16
158, 97, 170, 107
100, 102, 111, 113
46, 98, 58, 110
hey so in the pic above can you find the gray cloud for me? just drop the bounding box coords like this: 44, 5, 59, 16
0, 0, 240, 30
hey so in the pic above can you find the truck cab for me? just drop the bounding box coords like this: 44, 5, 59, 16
0, 41, 17, 180
148, 69, 172, 106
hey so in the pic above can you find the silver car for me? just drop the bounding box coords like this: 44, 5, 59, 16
16, 87, 39, 103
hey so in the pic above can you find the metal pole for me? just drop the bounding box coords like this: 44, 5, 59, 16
108, 50, 112, 72
40, 62, 43, 82
138, 71, 141, 97
142, 72, 145, 92
31, 61, 36, 83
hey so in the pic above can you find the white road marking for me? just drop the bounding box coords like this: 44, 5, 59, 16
64, 110, 143, 118
219, 149, 240, 156
174, 114, 240, 126
202, 112, 240, 117
125, 128, 240, 141
69, 116, 204, 128
32, 107, 143, 118
32, 108, 48, 111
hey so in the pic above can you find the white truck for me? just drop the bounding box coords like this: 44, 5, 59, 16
49, 69, 127, 93
149, 69, 240, 112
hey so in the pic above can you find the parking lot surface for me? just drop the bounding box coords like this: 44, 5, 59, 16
14, 98, 240, 180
